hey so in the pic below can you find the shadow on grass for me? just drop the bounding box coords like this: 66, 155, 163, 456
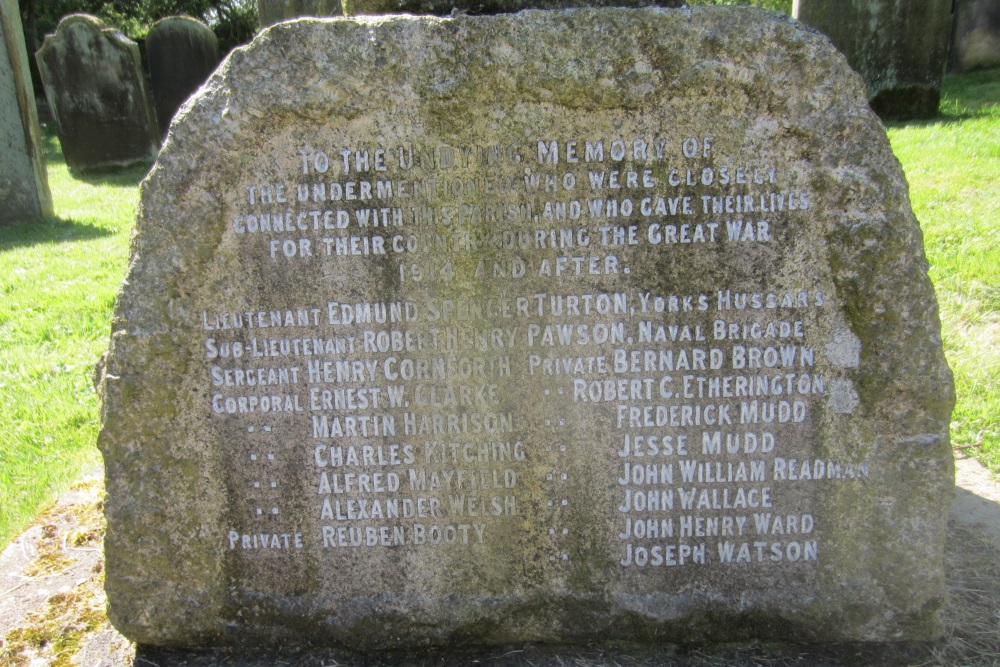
0, 216, 114, 251
70, 163, 152, 188
883, 112, 978, 132
943, 66, 1000, 109
881, 66, 1000, 131
41, 126, 153, 189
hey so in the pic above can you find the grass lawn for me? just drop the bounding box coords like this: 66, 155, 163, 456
886, 68, 1000, 467
0, 69, 998, 549
0, 135, 146, 546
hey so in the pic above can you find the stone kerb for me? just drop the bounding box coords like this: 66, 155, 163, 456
0, 0, 52, 224
146, 16, 220, 138
36, 14, 160, 172
97, 8, 955, 651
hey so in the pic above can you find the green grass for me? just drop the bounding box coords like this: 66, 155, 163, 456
886, 68, 1000, 467
0, 69, 998, 550
0, 134, 146, 546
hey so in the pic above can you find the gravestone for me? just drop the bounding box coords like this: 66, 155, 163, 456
950, 0, 1000, 72
793, 0, 953, 118
97, 8, 954, 650
0, 0, 52, 224
258, 0, 343, 27
36, 14, 159, 172
146, 16, 219, 138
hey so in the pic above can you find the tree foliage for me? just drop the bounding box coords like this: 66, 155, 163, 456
19, 0, 791, 72
20, 0, 257, 54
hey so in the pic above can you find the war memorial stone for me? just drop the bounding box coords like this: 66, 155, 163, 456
36, 15, 159, 172
146, 16, 220, 138
97, 8, 955, 650
343, 0, 679, 18
0, 0, 52, 224
792, 0, 953, 118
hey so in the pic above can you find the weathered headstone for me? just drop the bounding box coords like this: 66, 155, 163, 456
793, 0, 953, 118
0, 0, 52, 224
146, 16, 220, 138
950, 0, 1000, 72
258, 0, 343, 28
35, 14, 159, 172
97, 9, 954, 650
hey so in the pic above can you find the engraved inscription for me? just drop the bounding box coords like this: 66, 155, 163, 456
208, 133, 866, 573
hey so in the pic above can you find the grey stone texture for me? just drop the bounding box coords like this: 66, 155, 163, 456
950, 0, 1000, 72
36, 14, 159, 172
257, 0, 343, 27
146, 16, 220, 138
0, 0, 51, 224
344, 0, 679, 17
97, 8, 954, 650
793, 0, 953, 118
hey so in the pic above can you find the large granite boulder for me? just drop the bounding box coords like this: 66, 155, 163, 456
97, 8, 954, 650
343, 0, 681, 17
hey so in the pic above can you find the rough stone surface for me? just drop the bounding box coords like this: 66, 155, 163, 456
950, 0, 1000, 72
36, 14, 159, 172
0, 0, 51, 224
793, 0, 952, 118
257, 0, 343, 27
146, 16, 220, 138
344, 0, 679, 18
97, 8, 955, 651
